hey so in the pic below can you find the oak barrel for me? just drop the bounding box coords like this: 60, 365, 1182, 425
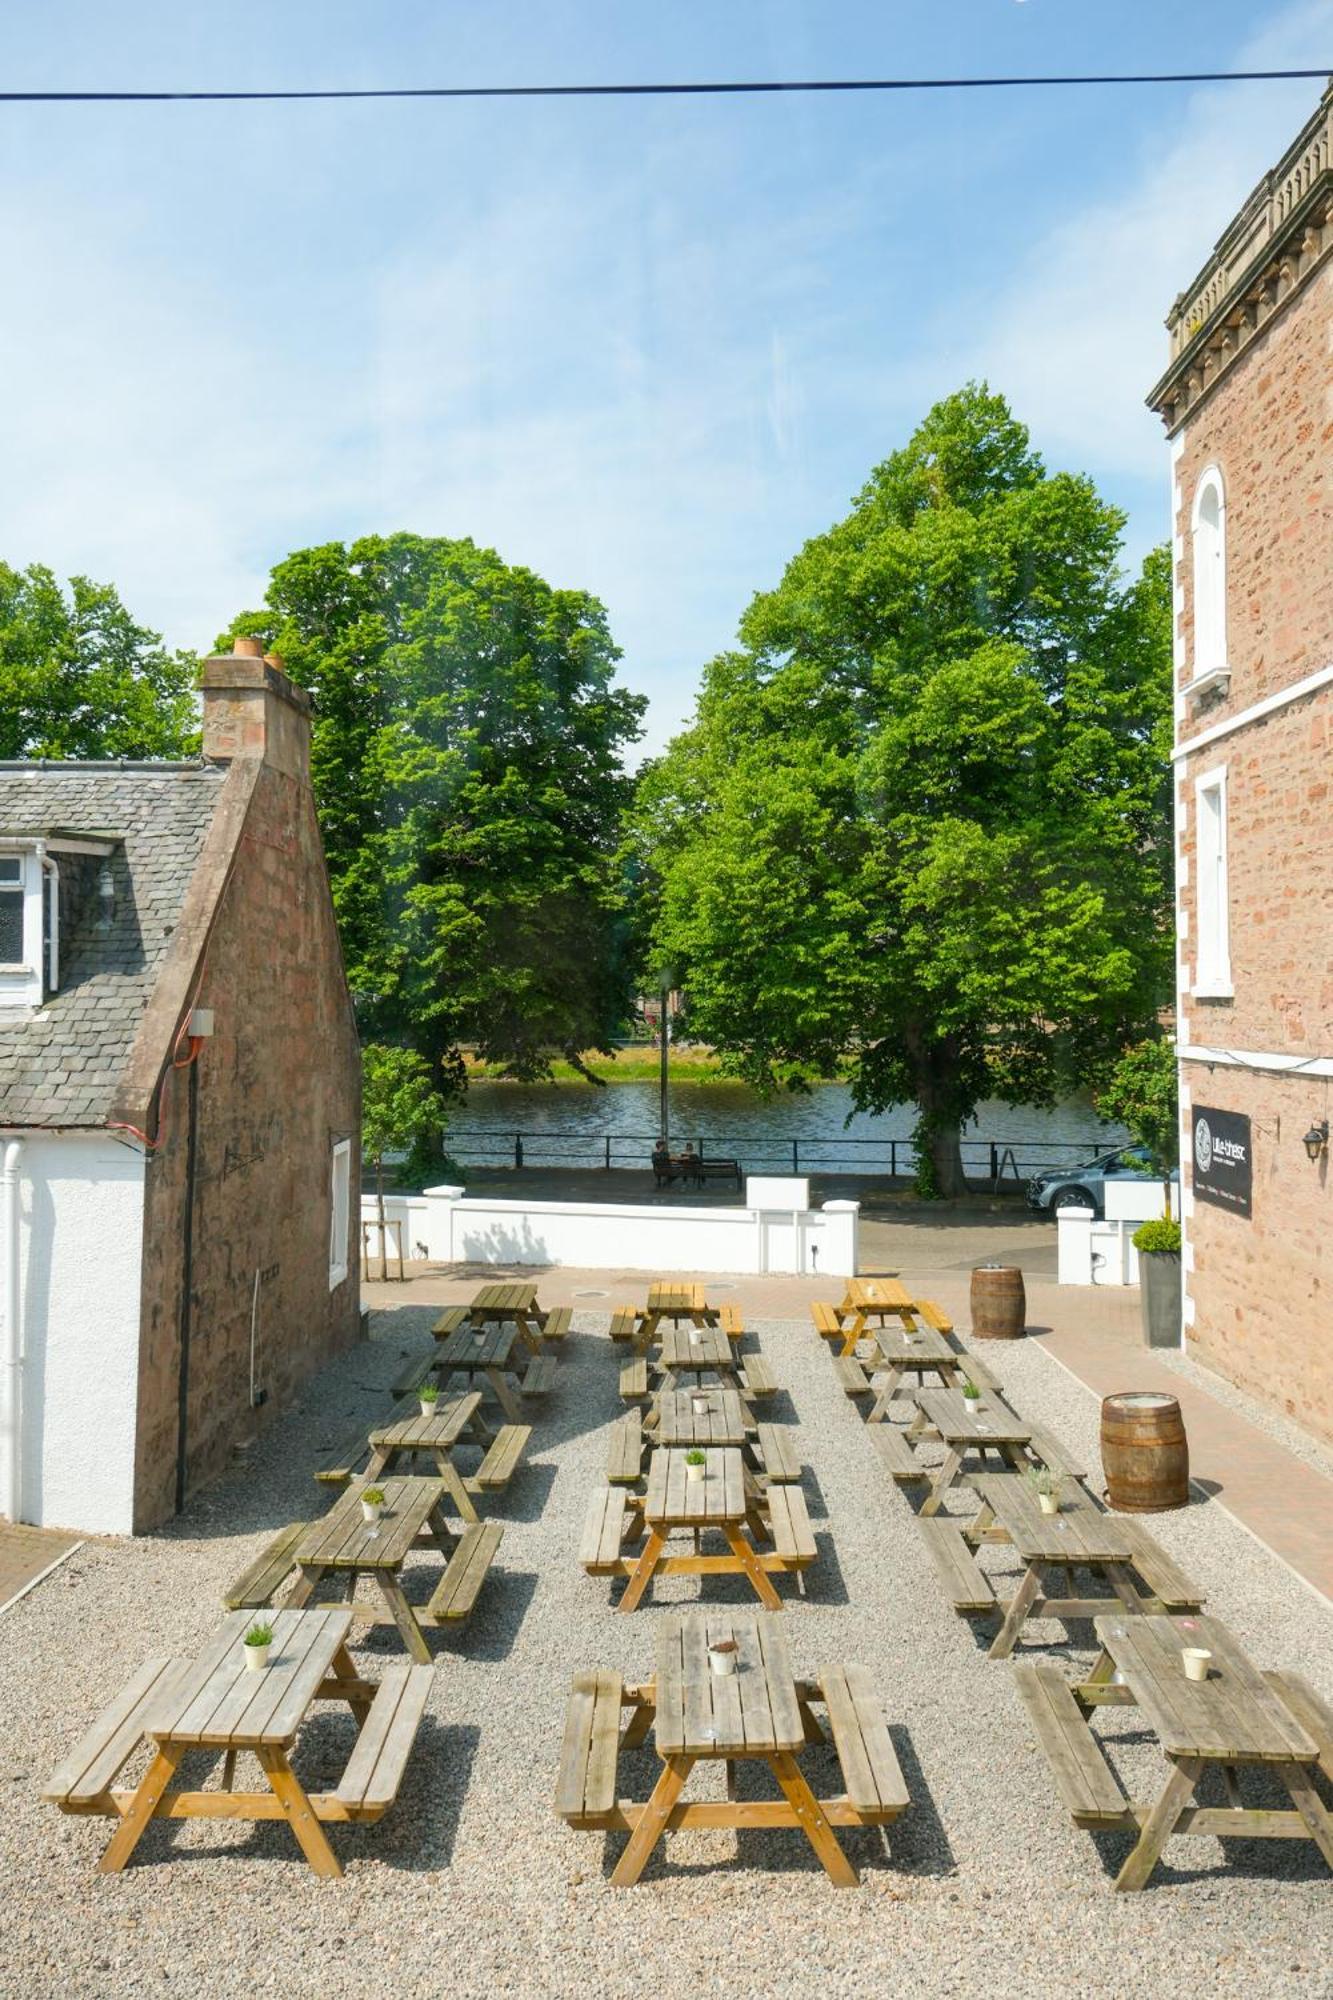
1101, 1391, 1189, 1511
969, 1264, 1026, 1340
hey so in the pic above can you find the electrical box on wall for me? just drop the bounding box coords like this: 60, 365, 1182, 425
187, 1008, 215, 1038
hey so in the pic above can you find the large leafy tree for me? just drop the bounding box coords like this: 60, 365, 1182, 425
631, 386, 1173, 1196
229, 534, 644, 1085
0, 563, 198, 758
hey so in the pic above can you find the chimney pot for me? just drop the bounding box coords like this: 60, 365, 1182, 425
231, 636, 265, 658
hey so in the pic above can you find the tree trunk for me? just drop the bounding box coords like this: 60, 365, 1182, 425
905, 1026, 969, 1200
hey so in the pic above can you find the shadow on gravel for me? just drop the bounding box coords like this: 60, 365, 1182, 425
797, 1466, 830, 1521
884, 1723, 956, 1876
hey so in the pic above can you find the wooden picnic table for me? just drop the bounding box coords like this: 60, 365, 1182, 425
364, 1392, 494, 1521
468, 1281, 547, 1349
654, 1323, 739, 1378
650, 1386, 753, 1447
1017, 1613, 1333, 1891
42, 1607, 431, 1878
555, 1611, 909, 1886
963, 1472, 1205, 1658
624, 1281, 721, 1353
288, 1475, 461, 1663
434, 1321, 532, 1420
906, 1388, 1043, 1516
865, 1320, 973, 1419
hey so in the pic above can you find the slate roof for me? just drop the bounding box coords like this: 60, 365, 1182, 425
0, 763, 226, 1128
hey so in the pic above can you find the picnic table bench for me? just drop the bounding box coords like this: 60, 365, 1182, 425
364, 1395, 530, 1518
555, 1611, 909, 1886
434, 1322, 554, 1422
580, 1447, 815, 1612
42, 1608, 430, 1878
1016, 1614, 1333, 1890
905, 1388, 1082, 1516
864, 1320, 982, 1420
467, 1281, 549, 1350
831, 1278, 914, 1354
639, 1389, 798, 1490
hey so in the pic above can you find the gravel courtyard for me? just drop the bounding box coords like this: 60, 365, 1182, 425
1, 1308, 1330, 2000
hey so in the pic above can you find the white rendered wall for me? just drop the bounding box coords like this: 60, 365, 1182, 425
362, 1189, 859, 1278
1056, 1181, 1179, 1287
3, 1134, 144, 1532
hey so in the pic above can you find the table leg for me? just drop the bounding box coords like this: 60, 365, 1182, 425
618, 1530, 667, 1613
838, 1314, 865, 1359
986, 1563, 1043, 1660
724, 1524, 782, 1611
256, 1746, 343, 1879
1105, 1562, 1146, 1617
284, 1563, 319, 1609
220, 1749, 238, 1792
919, 1447, 963, 1518
328, 1642, 373, 1724
485, 1368, 525, 1422
1114, 1756, 1202, 1892
1279, 1764, 1333, 1870
611, 1754, 695, 1885
363, 1444, 392, 1480
374, 1574, 433, 1663
97, 1743, 184, 1873
867, 1366, 903, 1424
769, 1752, 858, 1887
433, 1452, 480, 1524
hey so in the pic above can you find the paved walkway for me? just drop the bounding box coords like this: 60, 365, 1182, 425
0, 1523, 81, 1613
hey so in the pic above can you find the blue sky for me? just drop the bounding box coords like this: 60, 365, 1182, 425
1, 3, 1329, 756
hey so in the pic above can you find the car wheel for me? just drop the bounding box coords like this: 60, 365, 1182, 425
1053, 1186, 1097, 1213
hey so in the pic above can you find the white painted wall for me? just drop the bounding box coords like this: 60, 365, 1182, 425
1056, 1181, 1180, 1287
362, 1187, 859, 1278
2, 1133, 144, 1533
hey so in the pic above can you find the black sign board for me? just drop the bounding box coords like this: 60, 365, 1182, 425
1191, 1106, 1252, 1217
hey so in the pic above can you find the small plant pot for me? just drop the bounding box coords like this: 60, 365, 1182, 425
419, 1398, 437, 1417
361, 1501, 384, 1524
1182, 1648, 1212, 1683
708, 1641, 738, 1678
691, 1395, 710, 1416
243, 1642, 270, 1673
688, 1330, 702, 1346
1038, 1493, 1059, 1516
686, 1460, 706, 1483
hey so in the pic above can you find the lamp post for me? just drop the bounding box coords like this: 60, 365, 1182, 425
657, 964, 677, 1154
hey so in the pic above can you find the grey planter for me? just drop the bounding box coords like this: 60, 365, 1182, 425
1139, 1250, 1182, 1348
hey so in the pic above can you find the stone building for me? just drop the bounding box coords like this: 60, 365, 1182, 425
1148, 82, 1333, 1444
0, 643, 361, 1532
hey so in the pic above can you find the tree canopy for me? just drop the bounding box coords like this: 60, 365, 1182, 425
629, 386, 1174, 1194
0, 563, 198, 759
228, 533, 645, 1087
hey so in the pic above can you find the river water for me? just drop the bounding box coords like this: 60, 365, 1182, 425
451, 1080, 1125, 1180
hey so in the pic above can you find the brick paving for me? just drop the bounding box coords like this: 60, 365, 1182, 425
0, 1524, 80, 1612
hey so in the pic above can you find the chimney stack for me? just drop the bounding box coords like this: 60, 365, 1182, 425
199, 637, 312, 780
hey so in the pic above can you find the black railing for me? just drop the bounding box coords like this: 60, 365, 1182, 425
438, 1128, 1117, 1183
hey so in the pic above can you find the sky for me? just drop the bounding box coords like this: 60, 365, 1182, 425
0, 3, 1330, 759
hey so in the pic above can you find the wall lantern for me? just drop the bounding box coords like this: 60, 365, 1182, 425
1302, 1119, 1329, 1162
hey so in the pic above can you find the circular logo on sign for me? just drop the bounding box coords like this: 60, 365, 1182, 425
1194, 1117, 1213, 1174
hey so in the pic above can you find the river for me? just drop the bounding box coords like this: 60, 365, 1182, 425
450, 1080, 1125, 1180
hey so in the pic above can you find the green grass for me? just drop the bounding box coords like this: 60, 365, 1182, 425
465, 1048, 729, 1084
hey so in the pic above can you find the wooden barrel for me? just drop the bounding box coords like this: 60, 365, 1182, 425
1101, 1392, 1189, 1511
969, 1264, 1026, 1340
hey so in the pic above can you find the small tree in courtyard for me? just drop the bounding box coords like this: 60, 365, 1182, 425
1095, 1037, 1179, 1208
361, 1044, 447, 1277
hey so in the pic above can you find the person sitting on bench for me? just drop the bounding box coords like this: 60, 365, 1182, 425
677, 1142, 701, 1183
652, 1138, 677, 1187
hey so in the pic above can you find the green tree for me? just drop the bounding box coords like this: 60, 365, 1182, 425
1095, 1037, 1179, 1176
630, 387, 1174, 1196
0, 563, 198, 758
227, 535, 644, 1092
360, 1043, 447, 1275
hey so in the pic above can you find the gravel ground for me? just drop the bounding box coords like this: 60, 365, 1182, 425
1, 1309, 1330, 2000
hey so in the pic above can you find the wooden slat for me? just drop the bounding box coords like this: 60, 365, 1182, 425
915, 1299, 954, 1337
607, 1411, 644, 1484
752, 1615, 804, 1750
542, 1307, 572, 1341
390, 1351, 436, 1398
1096, 1615, 1319, 1763
608, 1307, 639, 1343
555, 1675, 600, 1820
313, 1426, 373, 1486
1014, 1664, 1130, 1825
1111, 1516, 1206, 1610
579, 1488, 628, 1572
426, 1522, 503, 1621
740, 1356, 777, 1398
335, 1662, 431, 1810
522, 1355, 558, 1396
866, 1424, 926, 1484
213, 1609, 350, 1748
918, 1520, 996, 1613
811, 1301, 845, 1340
832, 1356, 872, 1398
472, 1424, 532, 1490
619, 1357, 650, 1403
430, 1307, 467, 1338
221, 1521, 307, 1610
764, 1485, 816, 1563
43, 1657, 185, 1805
1262, 1672, 1333, 1783
754, 1423, 800, 1483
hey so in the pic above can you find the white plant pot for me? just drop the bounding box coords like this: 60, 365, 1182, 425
1182, 1648, 1212, 1683
686, 1462, 705, 1483
361, 1501, 383, 1524
1038, 1493, 1059, 1516
420, 1399, 437, 1417
243, 1643, 270, 1673
691, 1397, 710, 1416
708, 1646, 737, 1678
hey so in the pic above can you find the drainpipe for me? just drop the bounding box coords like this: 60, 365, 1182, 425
39, 847, 59, 993
2, 1137, 23, 1523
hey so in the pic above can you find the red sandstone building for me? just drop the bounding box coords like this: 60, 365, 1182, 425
1149, 83, 1333, 1445
0, 644, 361, 1531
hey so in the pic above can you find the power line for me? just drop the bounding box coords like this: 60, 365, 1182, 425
0, 68, 1329, 106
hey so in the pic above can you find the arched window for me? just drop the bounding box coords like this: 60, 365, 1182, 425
1191, 467, 1227, 679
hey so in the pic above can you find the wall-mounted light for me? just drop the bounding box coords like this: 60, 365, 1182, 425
1302, 1119, 1329, 1163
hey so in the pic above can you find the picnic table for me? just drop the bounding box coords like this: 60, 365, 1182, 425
555, 1611, 909, 1885
42, 1607, 431, 1878
580, 1447, 816, 1612
651, 1385, 753, 1446
831, 1277, 914, 1354
654, 1323, 739, 1376
434, 1321, 539, 1421
906, 1388, 1076, 1517
364, 1392, 513, 1523
287, 1474, 489, 1662
865, 1320, 976, 1419
468, 1281, 547, 1350
1017, 1613, 1333, 1890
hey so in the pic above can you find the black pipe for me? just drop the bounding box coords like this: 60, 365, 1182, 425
174, 1060, 199, 1515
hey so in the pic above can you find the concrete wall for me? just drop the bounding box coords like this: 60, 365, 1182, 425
363, 1188, 860, 1278
4, 1133, 144, 1533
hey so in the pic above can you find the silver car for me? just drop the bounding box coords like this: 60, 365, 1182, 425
1025, 1144, 1174, 1217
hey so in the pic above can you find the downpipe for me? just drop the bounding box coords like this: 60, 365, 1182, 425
2, 1137, 23, 1522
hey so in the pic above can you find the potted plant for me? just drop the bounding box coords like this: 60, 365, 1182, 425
961, 1380, 982, 1404
242, 1619, 273, 1672
707, 1637, 739, 1677
684, 1448, 706, 1484
419, 1380, 440, 1417
361, 1485, 387, 1523
1027, 1465, 1061, 1516
691, 1390, 711, 1416
1132, 1216, 1183, 1349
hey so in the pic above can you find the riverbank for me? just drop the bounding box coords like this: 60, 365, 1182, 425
464, 1047, 741, 1084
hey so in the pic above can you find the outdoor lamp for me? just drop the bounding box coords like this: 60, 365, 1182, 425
1302, 1119, 1329, 1162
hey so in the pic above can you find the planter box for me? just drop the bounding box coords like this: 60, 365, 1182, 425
1139, 1250, 1182, 1349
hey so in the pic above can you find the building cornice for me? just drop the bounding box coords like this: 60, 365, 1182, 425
1147, 81, 1333, 435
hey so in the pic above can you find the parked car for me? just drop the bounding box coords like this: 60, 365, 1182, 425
1025, 1144, 1177, 1217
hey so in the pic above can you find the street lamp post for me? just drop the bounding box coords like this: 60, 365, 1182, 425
658, 965, 677, 1154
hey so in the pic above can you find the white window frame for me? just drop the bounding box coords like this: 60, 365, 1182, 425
329, 1137, 352, 1288
1189, 466, 1229, 691
0, 844, 45, 1010
1193, 764, 1233, 998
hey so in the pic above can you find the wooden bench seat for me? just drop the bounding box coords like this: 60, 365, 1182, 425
955, 1349, 1000, 1395
1262, 1671, 1333, 1781
580, 1488, 635, 1573
425, 1522, 504, 1623
607, 1411, 644, 1484
719, 1302, 745, 1343
866, 1423, 926, 1485
221, 1521, 307, 1610
608, 1306, 638, 1343
740, 1356, 777, 1399
542, 1307, 572, 1343
764, 1485, 817, 1566
335, 1663, 434, 1817
918, 1519, 996, 1613
811, 1301, 845, 1345
391, 1350, 435, 1399
554, 1672, 624, 1826
43, 1656, 189, 1808
753, 1423, 800, 1483
314, 1425, 373, 1487
1014, 1663, 1131, 1827
1024, 1423, 1086, 1482
430, 1306, 467, 1340
1112, 1517, 1204, 1611
916, 1299, 954, 1337
817, 1665, 910, 1822
832, 1355, 872, 1398
522, 1355, 558, 1397
469, 1423, 532, 1492
619, 1357, 650, 1404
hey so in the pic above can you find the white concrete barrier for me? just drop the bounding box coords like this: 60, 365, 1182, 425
1056, 1180, 1179, 1285
361, 1186, 859, 1277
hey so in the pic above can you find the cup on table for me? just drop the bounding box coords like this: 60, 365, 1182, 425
708, 1639, 738, 1678
1182, 1648, 1213, 1683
